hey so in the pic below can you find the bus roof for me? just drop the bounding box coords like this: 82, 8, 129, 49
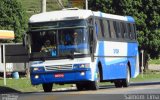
29, 9, 93, 23
0, 30, 14, 39
93, 11, 135, 23
29, 9, 135, 23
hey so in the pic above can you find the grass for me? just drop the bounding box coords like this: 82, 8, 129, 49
131, 70, 160, 82
0, 78, 73, 92
0, 78, 42, 92
0, 70, 160, 92
148, 59, 160, 65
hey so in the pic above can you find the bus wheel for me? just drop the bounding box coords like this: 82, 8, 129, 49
122, 67, 130, 87
114, 81, 123, 88
90, 70, 100, 90
42, 83, 53, 92
76, 83, 84, 91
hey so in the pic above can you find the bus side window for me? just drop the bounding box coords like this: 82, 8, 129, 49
120, 22, 128, 39
113, 21, 121, 39
120, 22, 124, 38
100, 19, 105, 38
113, 21, 117, 38
116, 22, 122, 38
95, 18, 102, 40
103, 19, 110, 39
124, 23, 129, 39
88, 18, 93, 25
109, 21, 116, 39
133, 24, 137, 39
128, 23, 132, 40
128, 23, 136, 40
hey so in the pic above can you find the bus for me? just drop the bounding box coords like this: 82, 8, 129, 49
25, 8, 139, 92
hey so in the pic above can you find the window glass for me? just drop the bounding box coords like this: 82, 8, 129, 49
95, 18, 102, 40
120, 22, 128, 39
133, 24, 136, 39
109, 21, 116, 38
100, 19, 105, 37
120, 22, 124, 38
88, 18, 93, 25
116, 22, 122, 38
107, 20, 111, 38
128, 23, 132, 39
113, 21, 118, 37
128, 23, 137, 40
124, 23, 129, 39
103, 19, 110, 38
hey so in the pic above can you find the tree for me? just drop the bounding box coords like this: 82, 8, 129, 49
89, 0, 160, 59
141, 0, 160, 58
89, 0, 113, 13
0, 0, 28, 43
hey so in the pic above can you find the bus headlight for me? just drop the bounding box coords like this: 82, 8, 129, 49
33, 68, 39, 71
73, 63, 90, 69
35, 75, 39, 79
31, 67, 45, 72
80, 71, 85, 76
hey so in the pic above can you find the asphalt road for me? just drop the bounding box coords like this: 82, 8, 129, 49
2, 81, 160, 100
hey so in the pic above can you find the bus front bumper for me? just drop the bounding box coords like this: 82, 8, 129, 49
30, 69, 92, 85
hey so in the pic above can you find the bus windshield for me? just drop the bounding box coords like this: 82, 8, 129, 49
29, 20, 90, 60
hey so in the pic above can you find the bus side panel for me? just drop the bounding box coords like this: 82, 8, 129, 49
127, 42, 139, 78
98, 58, 128, 80
96, 41, 129, 80
128, 57, 136, 78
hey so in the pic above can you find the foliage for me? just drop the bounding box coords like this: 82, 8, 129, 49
0, 0, 69, 43
0, 0, 28, 43
89, 0, 160, 59
88, 0, 113, 13
149, 59, 160, 65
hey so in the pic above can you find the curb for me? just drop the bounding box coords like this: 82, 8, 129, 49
53, 87, 76, 91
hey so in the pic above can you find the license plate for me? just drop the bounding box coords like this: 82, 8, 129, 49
54, 73, 64, 78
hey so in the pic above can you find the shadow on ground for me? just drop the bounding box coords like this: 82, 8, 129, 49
0, 86, 21, 94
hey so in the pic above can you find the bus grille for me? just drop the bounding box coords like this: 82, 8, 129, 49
45, 64, 73, 71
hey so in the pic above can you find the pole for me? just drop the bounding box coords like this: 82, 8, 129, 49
3, 44, 6, 86
85, 0, 88, 10
141, 50, 144, 77
41, 0, 46, 13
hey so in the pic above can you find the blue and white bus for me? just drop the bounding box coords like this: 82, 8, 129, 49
26, 8, 139, 92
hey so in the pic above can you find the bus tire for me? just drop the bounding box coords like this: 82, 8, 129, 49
89, 69, 100, 90
42, 83, 53, 92
114, 81, 123, 88
90, 81, 99, 90
76, 83, 84, 91
122, 67, 130, 87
